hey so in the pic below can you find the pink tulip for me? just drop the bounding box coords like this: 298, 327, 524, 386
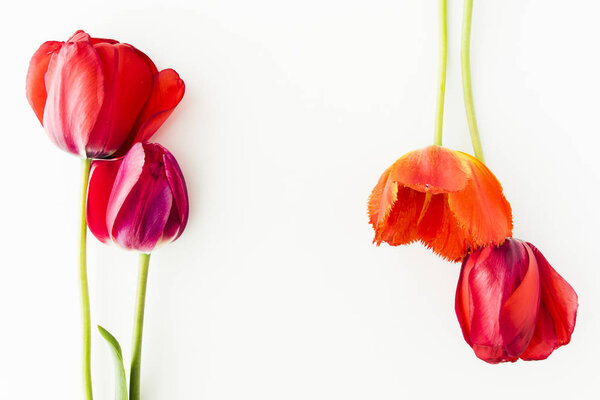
87, 143, 189, 252
27, 30, 184, 159
455, 238, 578, 363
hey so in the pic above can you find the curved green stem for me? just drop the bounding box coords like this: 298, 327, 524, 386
461, 0, 485, 161
130, 253, 151, 400
434, 0, 447, 146
79, 158, 93, 400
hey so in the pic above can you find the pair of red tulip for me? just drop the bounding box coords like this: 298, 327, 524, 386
368, 146, 578, 363
27, 30, 189, 400
27, 30, 189, 250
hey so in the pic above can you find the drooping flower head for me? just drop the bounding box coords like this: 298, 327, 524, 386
26, 30, 185, 159
87, 142, 189, 252
456, 238, 578, 363
368, 145, 513, 261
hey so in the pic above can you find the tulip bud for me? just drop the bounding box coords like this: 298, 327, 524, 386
87, 143, 189, 252
455, 238, 578, 363
26, 30, 184, 159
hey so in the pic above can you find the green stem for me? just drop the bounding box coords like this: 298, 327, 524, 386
130, 253, 151, 400
433, 0, 447, 146
461, 0, 485, 161
79, 158, 93, 400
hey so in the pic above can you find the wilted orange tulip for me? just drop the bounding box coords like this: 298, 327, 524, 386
368, 145, 512, 261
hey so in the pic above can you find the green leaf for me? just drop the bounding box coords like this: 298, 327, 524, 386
98, 325, 128, 400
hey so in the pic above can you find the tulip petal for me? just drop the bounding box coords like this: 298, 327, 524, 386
125, 69, 186, 150
456, 249, 486, 345
467, 240, 530, 363
447, 152, 513, 247
26, 40, 63, 124
374, 186, 424, 246
106, 144, 146, 235
111, 163, 173, 252
87, 159, 122, 243
368, 166, 397, 228
499, 244, 540, 358
86, 43, 154, 158
520, 244, 578, 360
163, 150, 189, 241
390, 146, 469, 194
43, 32, 104, 156
417, 194, 470, 261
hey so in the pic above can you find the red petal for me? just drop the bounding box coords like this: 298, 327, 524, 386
499, 244, 540, 358
86, 159, 122, 243
389, 146, 469, 194
456, 250, 484, 345
26, 40, 63, 124
447, 152, 513, 248
520, 243, 578, 360
123, 69, 185, 151
43, 33, 104, 156
86, 43, 154, 158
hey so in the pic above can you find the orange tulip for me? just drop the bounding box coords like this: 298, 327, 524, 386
368, 145, 512, 261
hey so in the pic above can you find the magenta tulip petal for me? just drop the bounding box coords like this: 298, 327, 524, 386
499, 244, 540, 358
163, 150, 189, 239
106, 144, 146, 235
111, 167, 173, 252
86, 159, 123, 243
43, 32, 104, 156
26, 40, 63, 124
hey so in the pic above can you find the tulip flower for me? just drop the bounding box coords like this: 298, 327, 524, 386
87, 142, 188, 252
87, 142, 188, 399
367, 145, 512, 261
26, 30, 185, 159
455, 238, 578, 363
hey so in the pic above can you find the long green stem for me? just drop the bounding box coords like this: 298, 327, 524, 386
461, 0, 485, 161
79, 158, 93, 400
433, 0, 447, 146
130, 253, 151, 400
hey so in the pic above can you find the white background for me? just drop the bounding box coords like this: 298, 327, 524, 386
1, 0, 599, 399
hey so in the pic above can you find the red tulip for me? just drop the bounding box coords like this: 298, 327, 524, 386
368, 145, 512, 261
86, 143, 189, 252
26, 30, 185, 159
455, 238, 578, 363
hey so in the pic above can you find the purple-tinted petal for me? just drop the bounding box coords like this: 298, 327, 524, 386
111, 167, 173, 252
106, 143, 146, 235
162, 149, 189, 241
466, 239, 531, 363
499, 244, 540, 358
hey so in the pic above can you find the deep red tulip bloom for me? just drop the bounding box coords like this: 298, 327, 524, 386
26, 30, 185, 159
368, 145, 513, 261
87, 143, 189, 252
455, 238, 578, 363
